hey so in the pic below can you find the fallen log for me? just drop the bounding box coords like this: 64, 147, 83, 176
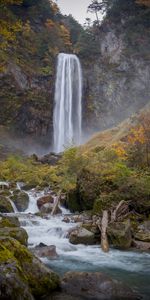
51, 191, 61, 216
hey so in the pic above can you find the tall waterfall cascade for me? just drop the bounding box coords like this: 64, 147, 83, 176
53, 53, 82, 153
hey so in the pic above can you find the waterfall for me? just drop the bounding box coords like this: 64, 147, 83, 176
53, 53, 82, 153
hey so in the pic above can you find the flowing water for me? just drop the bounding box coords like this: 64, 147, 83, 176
4, 189, 150, 299
53, 53, 82, 153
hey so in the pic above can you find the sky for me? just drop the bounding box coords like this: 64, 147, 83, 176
56, 0, 95, 25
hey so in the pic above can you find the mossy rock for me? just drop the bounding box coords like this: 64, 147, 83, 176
0, 237, 60, 299
11, 191, 29, 212
76, 169, 102, 211
107, 220, 132, 249
0, 227, 28, 245
0, 196, 14, 213
69, 227, 95, 245
66, 189, 82, 213
0, 215, 20, 228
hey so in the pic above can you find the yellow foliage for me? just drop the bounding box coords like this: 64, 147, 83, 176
112, 143, 127, 160
128, 125, 145, 145
60, 24, 72, 48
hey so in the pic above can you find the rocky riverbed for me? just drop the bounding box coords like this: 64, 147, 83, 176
0, 182, 150, 299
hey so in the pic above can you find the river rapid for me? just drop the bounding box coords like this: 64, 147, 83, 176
6, 188, 150, 300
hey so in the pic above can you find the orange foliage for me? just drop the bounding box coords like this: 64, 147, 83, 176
60, 24, 72, 48
136, 0, 150, 7
45, 19, 55, 30
112, 143, 127, 160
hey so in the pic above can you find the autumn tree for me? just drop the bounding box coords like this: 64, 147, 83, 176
127, 112, 150, 167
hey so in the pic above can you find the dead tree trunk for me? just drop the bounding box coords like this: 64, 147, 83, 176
97, 210, 109, 253
51, 191, 61, 216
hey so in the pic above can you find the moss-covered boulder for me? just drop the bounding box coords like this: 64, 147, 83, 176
0, 196, 14, 213
107, 220, 132, 249
11, 191, 29, 212
69, 227, 95, 245
0, 215, 20, 228
76, 169, 102, 211
0, 237, 60, 299
0, 227, 28, 245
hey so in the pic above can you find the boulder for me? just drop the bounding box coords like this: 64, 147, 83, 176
0, 237, 60, 299
132, 240, 150, 251
134, 221, 150, 242
107, 220, 132, 249
11, 191, 29, 212
32, 244, 58, 259
37, 194, 54, 209
0, 227, 28, 245
0, 196, 14, 213
0, 215, 20, 228
61, 271, 141, 300
40, 202, 62, 215
69, 227, 95, 245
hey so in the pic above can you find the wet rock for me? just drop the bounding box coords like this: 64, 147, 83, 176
107, 219, 132, 249
0, 215, 20, 228
0, 262, 34, 300
69, 227, 95, 245
0, 237, 60, 299
134, 221, 150, 242
39, 152, 62, 165
132, 240, 150, 251
62, 216, 70, 223
0, 181, 9, 190
11, 191, 29, 212
0, 196, 14, 213
0, 227, 28, 245
37, 194, 54, 209
61, 271, 141, 300
32, 244, 58, 259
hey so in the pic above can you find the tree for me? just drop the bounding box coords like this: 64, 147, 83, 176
88, 0, 110, 25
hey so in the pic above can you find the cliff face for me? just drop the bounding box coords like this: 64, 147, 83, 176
0, 0, 150, 148
82, 1, 150, 136
0, 0, 69, 144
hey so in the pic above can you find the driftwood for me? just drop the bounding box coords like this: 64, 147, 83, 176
97, 210, 109, 253
51, 191, 61, 216
111, 200, 129, 223
96, 200, 131, 253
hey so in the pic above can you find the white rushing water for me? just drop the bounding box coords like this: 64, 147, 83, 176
53, 53, 82, 153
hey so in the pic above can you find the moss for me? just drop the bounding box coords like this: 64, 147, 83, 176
0, 227, 28, 246
0, 216, 20, 228
0, 196, 14, 213
0, 244, 15, 263
66, 189, 82, 213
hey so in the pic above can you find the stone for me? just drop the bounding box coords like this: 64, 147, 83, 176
134, 221, 150, 243
69, 227, 95, 245
0, 196, 14, 213
32, 244, 58, 259
61, 271, 141, 300
0, 215, 20, 228
132, 240, 150, 251
0, 227, 28, 246
107, 220, 132, 249
11, 191, 29, 212
37, 194, 54, 209
0, 237, 60, 299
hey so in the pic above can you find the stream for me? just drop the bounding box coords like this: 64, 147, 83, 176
6, 188, 150, 299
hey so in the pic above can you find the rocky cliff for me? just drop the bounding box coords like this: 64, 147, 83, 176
82, 0, 150, 136
0, 0, 150, 149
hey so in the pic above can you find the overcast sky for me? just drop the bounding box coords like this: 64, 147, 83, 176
56, 0, 94, 25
